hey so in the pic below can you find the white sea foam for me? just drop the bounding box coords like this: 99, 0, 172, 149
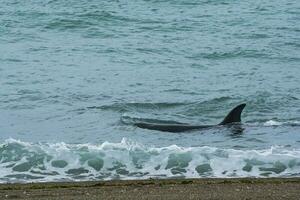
264, 120, 283, 126
264, 120, 300, 126
0, 138, 300, 183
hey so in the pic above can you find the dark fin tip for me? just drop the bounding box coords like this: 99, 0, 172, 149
219, 103, 246, 125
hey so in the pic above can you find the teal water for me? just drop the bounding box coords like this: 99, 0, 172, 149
0, 0, 300, 182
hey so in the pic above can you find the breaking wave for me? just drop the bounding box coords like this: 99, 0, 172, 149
0, 138, 299, 183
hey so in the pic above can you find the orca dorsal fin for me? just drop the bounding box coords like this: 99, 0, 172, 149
219, 103, 246, 125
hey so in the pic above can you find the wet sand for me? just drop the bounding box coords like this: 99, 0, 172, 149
1, 178, 300, 200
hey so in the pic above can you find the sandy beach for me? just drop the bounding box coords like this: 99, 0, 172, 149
0, 178, 299, 200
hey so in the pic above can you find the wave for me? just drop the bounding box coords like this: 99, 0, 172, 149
87, 102, 187, 112
0, 138, 299, 183
187, 50, 268, 60
264, 120, 300, 127
86, 97, 235, 114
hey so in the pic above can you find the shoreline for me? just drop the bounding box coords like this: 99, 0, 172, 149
1, 178, 300, 199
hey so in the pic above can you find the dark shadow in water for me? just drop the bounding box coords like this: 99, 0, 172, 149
227, 124, 244, 136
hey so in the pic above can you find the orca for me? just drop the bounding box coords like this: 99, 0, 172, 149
134, 103, 246, 132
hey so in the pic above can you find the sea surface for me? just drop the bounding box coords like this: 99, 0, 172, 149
0, 0, 300, 183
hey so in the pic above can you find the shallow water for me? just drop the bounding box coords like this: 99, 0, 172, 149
0, 0, 300, 182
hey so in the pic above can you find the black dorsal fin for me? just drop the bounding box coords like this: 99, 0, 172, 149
219, 104, 246, 125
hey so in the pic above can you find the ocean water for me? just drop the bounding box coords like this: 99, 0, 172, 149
0, 0, 300, 182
